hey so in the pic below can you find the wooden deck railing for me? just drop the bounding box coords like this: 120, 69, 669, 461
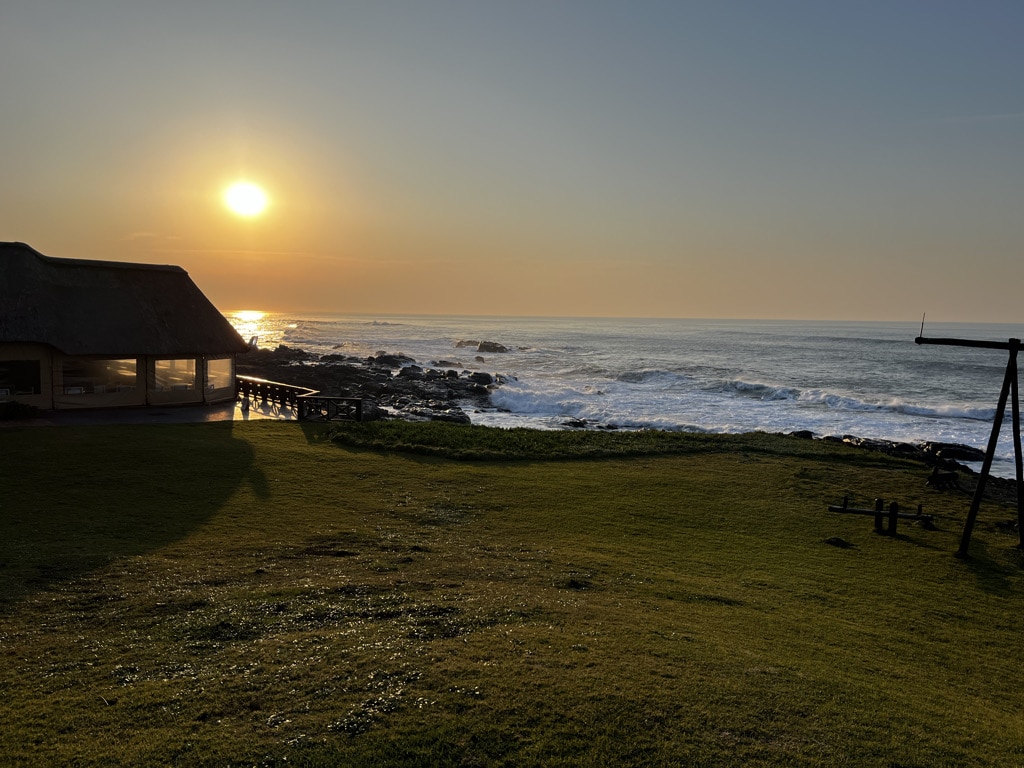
235, 376, 364, 422
298, 394, 363, 422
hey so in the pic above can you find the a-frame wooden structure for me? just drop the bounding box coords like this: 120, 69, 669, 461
915, 334, 1024, 556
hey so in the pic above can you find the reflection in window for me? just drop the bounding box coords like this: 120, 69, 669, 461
0, 360, 42, 396
154, 358, 196, 391
61, 358, 137, 395
206, 358, 234, 391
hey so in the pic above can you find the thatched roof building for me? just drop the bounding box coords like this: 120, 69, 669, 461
0, 242, 248, 410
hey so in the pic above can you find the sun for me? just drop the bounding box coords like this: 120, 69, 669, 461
224, 181, 269, 217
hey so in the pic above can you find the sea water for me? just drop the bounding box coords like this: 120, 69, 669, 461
227, 312, 1024, 478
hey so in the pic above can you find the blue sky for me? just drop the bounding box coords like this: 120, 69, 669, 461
2, 1, 1023, 320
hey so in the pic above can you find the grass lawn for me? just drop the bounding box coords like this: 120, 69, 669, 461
1, 421, 1022, 766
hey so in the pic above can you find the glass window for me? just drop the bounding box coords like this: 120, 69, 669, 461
0, 360, 42, 396
153, 358, 196, 391
206, 358, 234, 391
61, 359, 137, 395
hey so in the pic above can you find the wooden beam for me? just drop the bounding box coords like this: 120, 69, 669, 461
915, 336, 1022, 351
957, 345, 1016, 557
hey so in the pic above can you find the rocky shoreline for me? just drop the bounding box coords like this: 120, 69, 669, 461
236, 343, 511, 425
237, 344, 1020, 501
788, 431, 1019, 502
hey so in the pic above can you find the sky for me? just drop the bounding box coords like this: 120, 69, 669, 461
2, 1, 1023, 321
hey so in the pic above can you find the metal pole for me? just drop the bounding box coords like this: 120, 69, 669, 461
957, 343, 1017, 557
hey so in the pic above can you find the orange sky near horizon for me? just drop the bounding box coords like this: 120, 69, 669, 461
3, 3, 1023, 323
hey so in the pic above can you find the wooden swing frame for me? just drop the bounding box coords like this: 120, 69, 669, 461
915, 334, 1024, 556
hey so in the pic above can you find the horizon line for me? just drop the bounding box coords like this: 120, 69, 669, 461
217, 309, 1024, 326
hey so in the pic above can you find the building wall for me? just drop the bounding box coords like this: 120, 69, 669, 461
0, 345, 237, 410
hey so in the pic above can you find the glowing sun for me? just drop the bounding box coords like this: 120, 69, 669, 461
224, 181, 269, 217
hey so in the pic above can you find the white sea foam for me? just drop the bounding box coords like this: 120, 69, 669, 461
228, 312, 1024, 477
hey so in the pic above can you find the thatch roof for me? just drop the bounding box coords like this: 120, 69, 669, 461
0, 242, 248, 356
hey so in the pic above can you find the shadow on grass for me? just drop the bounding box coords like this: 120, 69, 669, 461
957, 540, 1018, 595
0, 422, 263, 607
882, 530, 949, 552
298, 422, 337, 445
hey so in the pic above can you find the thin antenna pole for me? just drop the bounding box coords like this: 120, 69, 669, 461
920, 313, 926, 338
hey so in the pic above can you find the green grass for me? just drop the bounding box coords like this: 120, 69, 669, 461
326, 420, 903, 462
1, 421, 1022, 766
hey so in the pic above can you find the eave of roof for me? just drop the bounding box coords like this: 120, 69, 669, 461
0, 242, 249, 356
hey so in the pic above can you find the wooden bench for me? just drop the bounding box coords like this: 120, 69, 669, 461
828, 497, 934, 534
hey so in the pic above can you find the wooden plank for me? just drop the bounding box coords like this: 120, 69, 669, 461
827, 505, 933, 522
915, 336, 1021, 351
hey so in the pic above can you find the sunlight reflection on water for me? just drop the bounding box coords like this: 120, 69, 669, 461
226, 310, 293, 351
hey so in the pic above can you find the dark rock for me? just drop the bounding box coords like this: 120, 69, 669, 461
455, 340, 479, 349
825, 537, 855, 549
392, 402, 471, 424
886, 442, 924, 458
923, 442, 986, 462
789, 430, 815, 440
562, 578, 592, 590
838, 436, 928, 462
477, 341, 508, 354
321, 353, 363, 364
468, 371, 494, 386
244, 344, 312, 362
842, 436, 888, 450
359, 400, 384, 421
927, 466, 961, 491
369, 352, 416, 368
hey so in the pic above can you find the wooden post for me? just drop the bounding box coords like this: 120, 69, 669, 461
874, 498, 884, 533
888, 501, 899, 534
957, 342, 1016, 557
1012, 350, 1024, 549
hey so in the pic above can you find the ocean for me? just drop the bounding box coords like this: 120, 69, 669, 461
227, 312, 1024, 478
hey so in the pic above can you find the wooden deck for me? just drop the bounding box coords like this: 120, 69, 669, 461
236, 376, 364, 422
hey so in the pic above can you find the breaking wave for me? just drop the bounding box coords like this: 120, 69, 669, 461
715, 379, 994, 421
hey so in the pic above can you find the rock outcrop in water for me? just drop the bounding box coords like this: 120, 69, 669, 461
454, 339, 509, 353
